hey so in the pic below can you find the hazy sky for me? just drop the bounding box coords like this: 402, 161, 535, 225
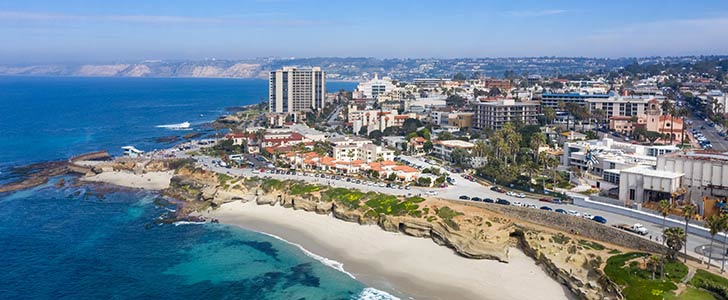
1, 0, 728, 64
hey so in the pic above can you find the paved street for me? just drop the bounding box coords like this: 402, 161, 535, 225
171, 147, 726, 267
687, 115, 728, 152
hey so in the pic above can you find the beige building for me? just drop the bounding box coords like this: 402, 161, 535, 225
433, 140, 474, 161
447, 112, 474, 129
474, 99, 540, 130
269, 67, 326, 113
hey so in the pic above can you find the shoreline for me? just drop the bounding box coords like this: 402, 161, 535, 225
205, 200, 577, 300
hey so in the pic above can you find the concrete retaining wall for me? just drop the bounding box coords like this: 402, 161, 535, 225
456, 200, 666, 253
570, 193, 725, 241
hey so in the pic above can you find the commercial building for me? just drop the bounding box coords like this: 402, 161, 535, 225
447, 112, 474, 129
356, 74, 396, 99
540, 92, 610, 110
563, 138, 677, 184
332, 137, 394, 163
433, 140, 474, 161
473, 99, 540, 130
269, 67, 326, 113
586, 96, 666, 119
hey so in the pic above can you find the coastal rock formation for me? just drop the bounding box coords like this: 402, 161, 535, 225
153, 173, 645, 300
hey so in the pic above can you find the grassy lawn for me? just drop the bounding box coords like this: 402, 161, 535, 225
665, 287, 717, 300
604, 252, 688, 300
689, 269, 728, 299
288, 183, 324, 195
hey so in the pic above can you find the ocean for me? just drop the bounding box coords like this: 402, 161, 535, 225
0, 76, 395, 300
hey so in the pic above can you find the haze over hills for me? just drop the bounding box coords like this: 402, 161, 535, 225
1, 56, 724, 81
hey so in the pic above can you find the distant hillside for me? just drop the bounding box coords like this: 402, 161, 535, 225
1, 56, 722, 81
0, 61, 266, 79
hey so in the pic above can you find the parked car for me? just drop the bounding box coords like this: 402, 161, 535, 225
459, 195, 470, 200
483, 198, 494, 203
540, 206, 553, 211
426, 190, 437, 196
592, 216, 607, 224
516, 193, 526, 198
555, 208, 568, 214
511, 201, 523, 207
582, 213, 594, 220
566, 210, 581, 217
496, 198, 510, 205
525, 203, 537, 209
471, 197, 482, 202
490, 186, 506, 193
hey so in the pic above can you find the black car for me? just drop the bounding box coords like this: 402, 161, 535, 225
459, 195, 470, 200
539, 206, 552, 211
471, 197, 482, 202
592, 216, 607, 224
496, 198, 510, 205
555, 208, 568, 214
483, 198, 494, 203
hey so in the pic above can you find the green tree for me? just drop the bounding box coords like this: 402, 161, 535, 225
417, 176, 432, 187
387, 172, 397, 182
663, 227, 686, 261
418, 128, 431, 140
423, 141, 434, 153
529, 132, 547, 160
705, 214, 724, 269
543, 107, 556, 125
645, 131, 662, 145
450, 148, 470, 165
369, 130, 383, 140
682, 204, 696, 263
402, 118, 422, 135
658, 199, 673, 245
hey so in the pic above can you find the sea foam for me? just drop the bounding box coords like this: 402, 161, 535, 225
257, 231, 357, 279
353, 287, 402, 300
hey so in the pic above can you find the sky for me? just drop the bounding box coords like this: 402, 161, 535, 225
1, 0, 728, 64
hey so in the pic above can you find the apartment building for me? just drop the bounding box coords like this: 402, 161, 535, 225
473, 99, 540, 130
269, 67, 326, 113
540, 92, 610, 110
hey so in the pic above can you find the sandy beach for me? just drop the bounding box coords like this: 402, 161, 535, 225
206, 201, 576, 300
82, 171, 173, 190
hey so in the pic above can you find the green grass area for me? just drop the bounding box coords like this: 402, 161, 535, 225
321, 187, 363, 208
579, 239, 606, 250
604, 252, 688, 300
363, 192, 423, 217
260, 178, 283, 193
551, 233, 571, 245
665, 287, 717, 300
288, 183, 324, 195
436, 206, 463, 229
690, 269, 728, 299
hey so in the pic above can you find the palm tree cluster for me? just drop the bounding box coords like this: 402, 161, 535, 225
472, 122, 560, 189
704, 213, 728, 272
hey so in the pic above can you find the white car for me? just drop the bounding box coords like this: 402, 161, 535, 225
525, 203, 537, 209
517, 193, 526, 198
566, 210, 581, 217
506, 191, 515, 196
512, 201, 523, 207
426, 190, 437, 196
582, 213, 594, 220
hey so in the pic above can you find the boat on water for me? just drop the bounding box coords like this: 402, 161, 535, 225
156, 121, 191, 130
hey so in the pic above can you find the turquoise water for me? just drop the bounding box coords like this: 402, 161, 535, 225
0, 77, 397, 300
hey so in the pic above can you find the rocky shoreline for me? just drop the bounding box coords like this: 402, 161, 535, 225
2, 154, 653, 300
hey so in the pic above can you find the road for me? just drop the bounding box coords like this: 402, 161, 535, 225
163, 142, 725, 267
687, 115, 728, 152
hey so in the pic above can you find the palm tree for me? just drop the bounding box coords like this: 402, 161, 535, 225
676, 107, 689, 146
705, 214, 723, 269
683, 204, 696, 263
646, 255, 662, 280
663, 227, 686, 261
658, 199, 673, 244
721, 214, 728, 273
529, 132, 546, 160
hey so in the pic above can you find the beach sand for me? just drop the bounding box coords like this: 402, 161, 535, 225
82, 171, 173, 190
206, 201, 577, 300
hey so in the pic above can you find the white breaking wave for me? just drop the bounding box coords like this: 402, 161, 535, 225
156, 121, 191, 130
172, 221, 206, 226
353, 287, 401, 300
255, 231, 357, 280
